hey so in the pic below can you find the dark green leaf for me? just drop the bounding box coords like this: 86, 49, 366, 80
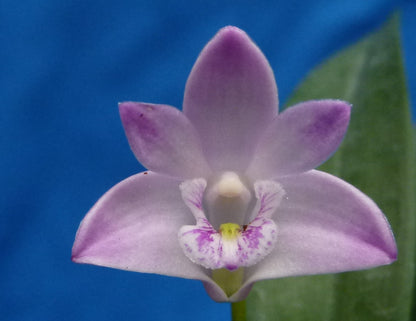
242, 14, 416, 321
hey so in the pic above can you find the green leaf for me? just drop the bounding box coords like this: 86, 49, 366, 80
241, 14, 416, 321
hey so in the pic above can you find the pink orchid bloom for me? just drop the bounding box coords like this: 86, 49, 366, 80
72, 26, 397, 302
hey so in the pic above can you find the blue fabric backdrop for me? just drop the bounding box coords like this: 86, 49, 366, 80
1, 0, 414, 320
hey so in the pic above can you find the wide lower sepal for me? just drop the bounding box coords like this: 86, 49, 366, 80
71, 172, 208, 280
178, 179, 284, 271
241, 170, 397, 289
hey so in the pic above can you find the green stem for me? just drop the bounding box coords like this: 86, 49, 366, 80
231, 300, 247, 321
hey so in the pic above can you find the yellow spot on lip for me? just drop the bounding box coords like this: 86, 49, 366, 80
219, 223, 241, 240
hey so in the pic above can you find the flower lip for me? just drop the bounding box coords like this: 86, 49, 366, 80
178, 179, 285, 271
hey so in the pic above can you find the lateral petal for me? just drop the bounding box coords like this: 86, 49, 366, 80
247, 100, 351, 178
119, 102, 211, 178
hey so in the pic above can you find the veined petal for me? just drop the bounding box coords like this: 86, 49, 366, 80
119, 102, 211, 178
247, 100, 351, 178
72, 172, 210, 281
238, 170, 396, 296
183, 26, 278, 171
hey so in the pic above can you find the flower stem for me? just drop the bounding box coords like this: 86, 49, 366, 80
231, 300, 247, 321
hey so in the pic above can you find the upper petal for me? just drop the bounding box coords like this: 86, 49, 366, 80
235, 170, 396, 300
72, 172, 210, 281
183, 26, 278, 171
247, 100, 351, 178
119, 102, 211, 178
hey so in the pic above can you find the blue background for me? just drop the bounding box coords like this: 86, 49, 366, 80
1, 1, 415, 320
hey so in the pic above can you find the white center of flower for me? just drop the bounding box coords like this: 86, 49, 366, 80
215, 172, 248, 198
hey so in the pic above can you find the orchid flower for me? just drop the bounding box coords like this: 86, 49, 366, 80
72, 26, 397, 302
